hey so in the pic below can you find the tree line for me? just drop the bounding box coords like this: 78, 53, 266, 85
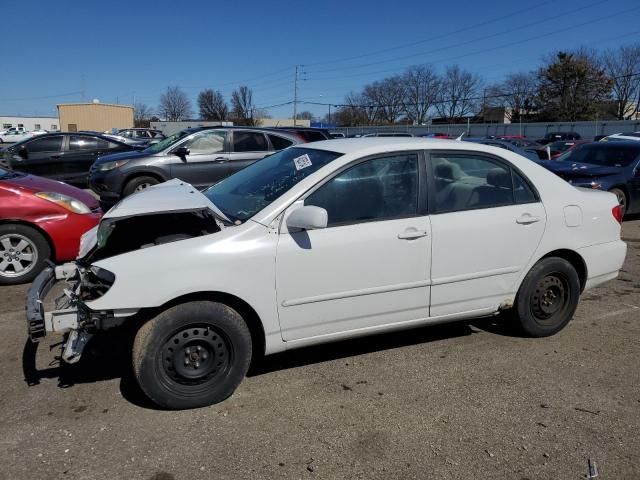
133, 43, 639, 127
332, 43, 639, 126
134, 85, 266, 127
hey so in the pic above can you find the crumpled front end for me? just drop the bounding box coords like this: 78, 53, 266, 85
26, 261, 120, 363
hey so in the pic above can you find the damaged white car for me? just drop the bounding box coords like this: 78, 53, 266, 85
27, 138, 627, 409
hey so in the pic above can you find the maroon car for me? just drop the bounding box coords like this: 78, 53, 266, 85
0, 167, 101, 285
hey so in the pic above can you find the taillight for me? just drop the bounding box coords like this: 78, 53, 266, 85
612, 205, 623, 224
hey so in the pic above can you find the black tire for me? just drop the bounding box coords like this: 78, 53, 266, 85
122, 175, 160, 197
609, 187, 628, 217
132, 301, 252, 409
514, 257, 580, 337
0, 224, 51, 285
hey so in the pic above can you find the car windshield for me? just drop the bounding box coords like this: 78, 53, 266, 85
143, 130, 191, 153
557, 144, 640, 167
204, 147, 342, 222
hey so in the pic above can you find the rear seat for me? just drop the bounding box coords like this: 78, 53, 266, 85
433, 158, 513, 211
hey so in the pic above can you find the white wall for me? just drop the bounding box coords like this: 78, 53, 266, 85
0, 116, 59, 131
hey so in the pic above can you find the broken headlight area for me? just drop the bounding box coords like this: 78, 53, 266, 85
81, 208, 221, 263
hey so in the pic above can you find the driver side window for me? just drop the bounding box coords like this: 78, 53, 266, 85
184, 131, 226, 154
305, 154, 419, 226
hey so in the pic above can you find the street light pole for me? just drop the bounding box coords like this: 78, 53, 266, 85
293, 65, 299, 127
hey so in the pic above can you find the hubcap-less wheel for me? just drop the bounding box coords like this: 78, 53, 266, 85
530, 273, 569, 324
0, 233, 38, 278
162, 325, 231, 386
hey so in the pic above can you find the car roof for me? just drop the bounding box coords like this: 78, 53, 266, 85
297, 137, 490, 154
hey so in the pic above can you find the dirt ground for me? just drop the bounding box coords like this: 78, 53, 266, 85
1, 220, 639, 480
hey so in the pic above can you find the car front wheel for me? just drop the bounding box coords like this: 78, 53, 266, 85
514, 257, 580, 337
132, 301, 252, 410
0, 224, 51, 285
122, 176, 160, 197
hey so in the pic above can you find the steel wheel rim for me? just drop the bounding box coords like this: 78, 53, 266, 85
530, 273, 569, 324
161, 325, 232, 386
0, 233, 38, 278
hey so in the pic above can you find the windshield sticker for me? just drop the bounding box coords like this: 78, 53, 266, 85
293, 154, 313, 171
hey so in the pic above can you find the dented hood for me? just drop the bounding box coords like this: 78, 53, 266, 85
104, 179, 228, 221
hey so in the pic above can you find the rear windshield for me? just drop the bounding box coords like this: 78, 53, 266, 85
557, 144, 640, 167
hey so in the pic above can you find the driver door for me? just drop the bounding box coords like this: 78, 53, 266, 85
169, 130, 230, 189
275, 152, 431, 341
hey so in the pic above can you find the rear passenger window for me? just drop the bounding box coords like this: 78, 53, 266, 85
513, 170, 537, 204
432, 154, 514, 212
268, 134, 293, 151
69, 136, 108, 151
233, 132, 268, 152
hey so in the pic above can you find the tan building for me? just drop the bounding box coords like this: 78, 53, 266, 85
57, 102, 134, 132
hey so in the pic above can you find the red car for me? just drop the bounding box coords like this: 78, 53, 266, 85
0, 167, 101, 285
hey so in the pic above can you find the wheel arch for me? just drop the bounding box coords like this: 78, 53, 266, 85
0, 219, 57, 261
148, 291, 266, 358
539, 249, 588, 292
608, 184, 630, 209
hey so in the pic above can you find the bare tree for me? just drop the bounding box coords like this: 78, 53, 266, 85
485, 72, 537, 121
363, 76, 405, 124
158, 86, 192, 121
296, 111, 315, 121
133, 102, 152, 127
602, 44, 640, 119
231, 86, 257, 125
402, 65, 440, 124
198, 89, 229, 121
435, 66, 482, 122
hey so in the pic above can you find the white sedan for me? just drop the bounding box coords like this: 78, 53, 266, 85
0, 130, 33, 143
27, 138, 626, 409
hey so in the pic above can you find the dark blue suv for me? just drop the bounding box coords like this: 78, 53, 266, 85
541, 141, 640, 216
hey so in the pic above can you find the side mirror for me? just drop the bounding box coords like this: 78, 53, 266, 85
286, 206, 328, 231
173, 146, 190, 159
18, 146, 28, 160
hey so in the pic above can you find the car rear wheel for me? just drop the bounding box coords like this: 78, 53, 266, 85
609, 188, 627, 217
132, 301, 252, 410
0, 224, 51, 285
514, 257, 580, 337
122, 176, 160, 197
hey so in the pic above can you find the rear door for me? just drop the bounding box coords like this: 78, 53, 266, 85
63, 135, 111, 184
169, 130, 229, 188
428, 150, 546, 317
227, 131, 271, 175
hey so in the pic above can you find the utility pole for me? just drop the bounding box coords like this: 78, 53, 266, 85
293, 65, 299, 126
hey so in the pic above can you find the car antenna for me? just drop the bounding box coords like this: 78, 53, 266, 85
455, 132, 465, 141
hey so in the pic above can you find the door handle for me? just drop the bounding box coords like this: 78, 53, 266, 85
516, 214, 541, 225
50, 155, 61, 159
398, 230, 428, 240
214, 157, 228, 163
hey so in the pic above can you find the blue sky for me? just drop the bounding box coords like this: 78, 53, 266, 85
1, 0, 639, 120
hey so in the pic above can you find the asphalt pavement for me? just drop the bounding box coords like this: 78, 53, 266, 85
1, 219, 639, 480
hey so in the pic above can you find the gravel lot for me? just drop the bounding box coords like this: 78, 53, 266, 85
1, 219, 639, 480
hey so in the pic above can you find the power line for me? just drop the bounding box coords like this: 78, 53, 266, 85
305, 0, 609, 76
303, 0, 560, 68
305, 5, 640, 83
0, 91, 83, 102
